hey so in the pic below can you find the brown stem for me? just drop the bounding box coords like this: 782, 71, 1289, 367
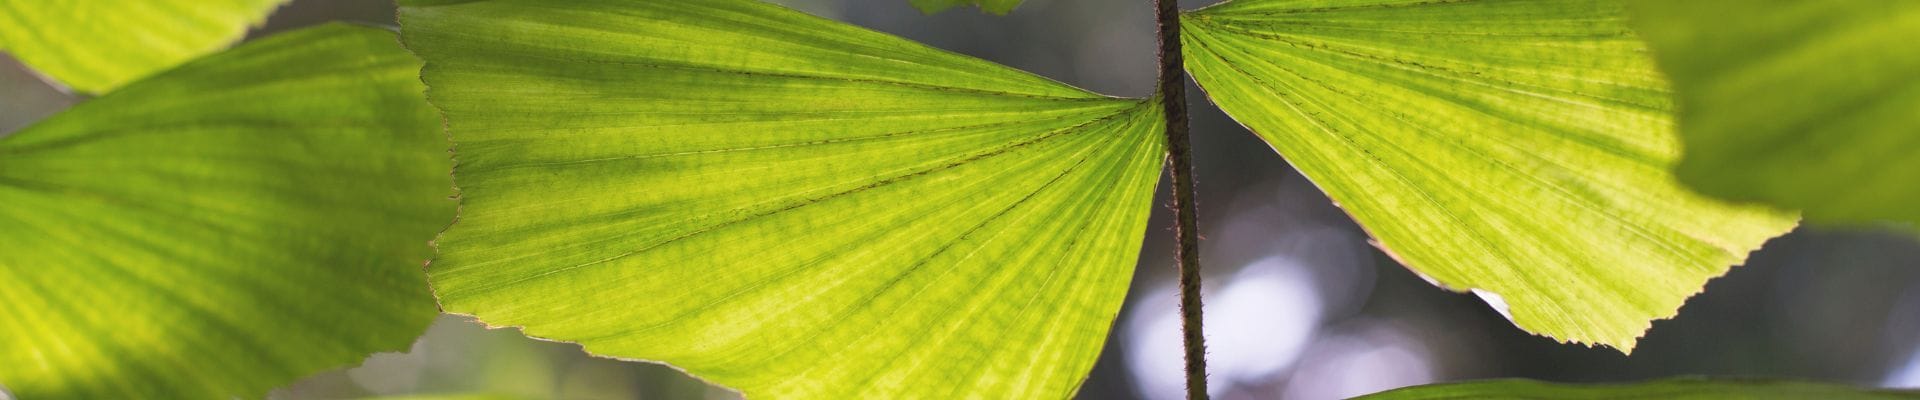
1152, 0, 1208, 399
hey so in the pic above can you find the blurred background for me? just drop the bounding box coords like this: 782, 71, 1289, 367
4, 0, 1916, 399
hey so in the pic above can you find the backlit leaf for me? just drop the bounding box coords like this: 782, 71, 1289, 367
0, 0, 286, 93
0, 24, 453, 399
1181, 0, 1798, 351
400, 0, 1164, 398
1628, 1, 1920, 231
1358, 378, 1920, 399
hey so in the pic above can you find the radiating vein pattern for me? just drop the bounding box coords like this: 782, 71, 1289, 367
0, 25, 452, 399
401, 0, 1166, 398
1182, 0, 1797, 350
1630, 1, 1920, 230
0, 0, 286, 93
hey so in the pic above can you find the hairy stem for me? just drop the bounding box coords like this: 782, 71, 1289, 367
1152, 0, 1208, 399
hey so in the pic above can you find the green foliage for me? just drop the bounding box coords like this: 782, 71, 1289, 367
1628, 1, 1920, 231
0, 24, 452, 399
4, 0, 1903, 397
391, 0, 1824, 395
0, 0, 285, 93
361, 394, 535, 400
1178, 0, 1798, 351
1358, 378, 1920, 399
910, 0, 1023, 15
400, 0, 1163, 398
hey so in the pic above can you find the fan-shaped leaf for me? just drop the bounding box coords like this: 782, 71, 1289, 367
400, 0, 1163, 398
1358, 378, 1920, 399
1628, 1, 1920, 231
0, 24, 452, 399
1180, 0, 1797, 350
0, 0, 286, 93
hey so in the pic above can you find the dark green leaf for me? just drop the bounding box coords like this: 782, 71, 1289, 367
1628, 1, 1920, 231
1358, 378, 1920, 399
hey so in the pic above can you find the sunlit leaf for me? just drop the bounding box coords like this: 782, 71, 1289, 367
1627, 1, 1920, 231
909, 0, 1022, 15
0, 0, 286, 93
1357, 378, 1920, 399
400, 0, 1164, 398
1180, 0, 1798, 351
0, 24, 452, 399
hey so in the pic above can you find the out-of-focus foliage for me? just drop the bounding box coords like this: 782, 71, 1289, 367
0, 24, 452, 399
360, 394, 535, 400
0, 0, 285, 93
274, 315, 733, 399
1179, 0, 1797, 351
400, 0, 1163, 398
908, 0, 1022, 15
1628, 1, 1920, 232
1358, 378, 1920, 399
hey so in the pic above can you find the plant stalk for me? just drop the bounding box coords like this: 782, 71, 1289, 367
1152, 0, 1208, 399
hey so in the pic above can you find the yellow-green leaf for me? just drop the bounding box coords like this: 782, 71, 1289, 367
910, 0, 1023, 15
0, 0, 286, 93
1627, 1, 1920, 231
1358, 378, 1920, 400
1181, 0, 1797, 351
361, 394, 535, 400
0, 24, 452, 399
400, 0, 1163, 398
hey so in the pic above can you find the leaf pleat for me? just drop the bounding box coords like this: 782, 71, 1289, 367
1181, 0, 1798, 350
1629, 1, 1920, 231
0, 0, 286, 93
400, 0, 1166, 398
0, 24, 452, 399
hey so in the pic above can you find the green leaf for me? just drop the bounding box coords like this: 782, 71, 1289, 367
1181, 0, 1798, 351
909, 0, 1023, 15
361, 394, 535, 400
0, 0, 286, 93
1357, 378, 1920, 399
0, 24, 452, 399
1626, 1, 1920, 231
401, 0, 1163, 398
